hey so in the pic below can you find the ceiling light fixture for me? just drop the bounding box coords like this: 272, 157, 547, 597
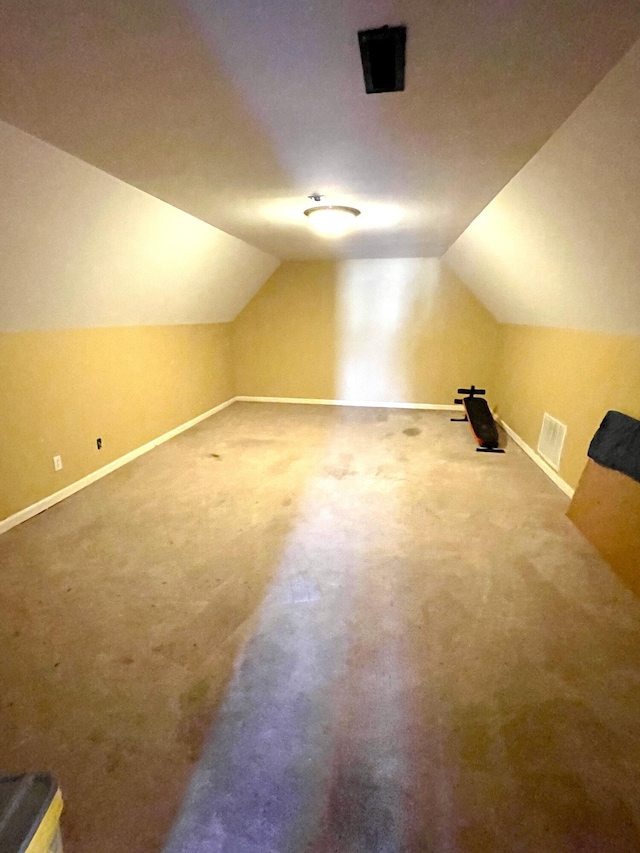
303, 203, 361, 237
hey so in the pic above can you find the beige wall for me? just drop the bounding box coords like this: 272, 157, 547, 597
231, 260, 338, 400
0, 324, 232, 522
495, 325, 640, 490
0, 118, 277, 526
232, 258, 500, 405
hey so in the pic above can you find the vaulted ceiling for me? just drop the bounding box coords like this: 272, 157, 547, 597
1, 0, 639, 260
444, 38, 640, 335
0, 119, 279, 332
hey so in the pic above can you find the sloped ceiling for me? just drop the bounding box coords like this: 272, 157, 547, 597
0, 0, 639, 259
0, 120, 279, 332
444, 38, 640, 336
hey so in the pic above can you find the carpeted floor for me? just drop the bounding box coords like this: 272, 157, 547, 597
1, 403, 639, 852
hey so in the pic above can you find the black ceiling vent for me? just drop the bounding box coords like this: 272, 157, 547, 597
358, 25, 406, 94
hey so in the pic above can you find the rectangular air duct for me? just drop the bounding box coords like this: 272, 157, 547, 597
358, 26, 406, 94
538, 413, 567, 471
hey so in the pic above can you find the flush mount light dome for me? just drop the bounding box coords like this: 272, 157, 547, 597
303, 204, 361, 237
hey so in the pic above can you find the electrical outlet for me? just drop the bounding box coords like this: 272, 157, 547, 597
53, 455, 63, 471
96, 438, 102, 450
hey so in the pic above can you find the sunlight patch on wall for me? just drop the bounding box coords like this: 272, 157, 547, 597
336, 258, 439, 403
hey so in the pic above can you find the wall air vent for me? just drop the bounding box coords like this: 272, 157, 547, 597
537, 413, 567, 471
358, 25, 406, 94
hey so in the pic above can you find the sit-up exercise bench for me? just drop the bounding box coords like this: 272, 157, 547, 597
451, 385, 504, 453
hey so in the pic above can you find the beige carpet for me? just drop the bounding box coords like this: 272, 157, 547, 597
1, 403, 639, 852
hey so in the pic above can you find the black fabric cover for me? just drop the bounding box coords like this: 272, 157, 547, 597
588, 410, 640, 484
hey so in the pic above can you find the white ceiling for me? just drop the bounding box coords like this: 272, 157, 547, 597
1, 0, 639, 259
444, 39, 640, 336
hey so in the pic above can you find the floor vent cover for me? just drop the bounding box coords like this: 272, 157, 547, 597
537, 413, 567, 471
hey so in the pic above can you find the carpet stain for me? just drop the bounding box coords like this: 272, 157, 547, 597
180, 679, 209, 712
324, 453, 357, 479
105, 749, 121, 774
324, 465, 356, 479
176, 711, 211, 762
403, 427, 422, 437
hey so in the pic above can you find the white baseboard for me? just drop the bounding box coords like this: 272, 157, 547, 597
235, 395, 459, 411
0, 397, 236, 536
496, 417, 574, 498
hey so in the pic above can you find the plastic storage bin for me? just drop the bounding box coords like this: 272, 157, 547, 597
0, 774, 63, 853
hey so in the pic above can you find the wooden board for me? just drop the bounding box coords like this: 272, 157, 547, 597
568, 459, 640, 596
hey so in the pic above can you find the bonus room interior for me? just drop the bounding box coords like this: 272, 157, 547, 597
1, 2, 640, 851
